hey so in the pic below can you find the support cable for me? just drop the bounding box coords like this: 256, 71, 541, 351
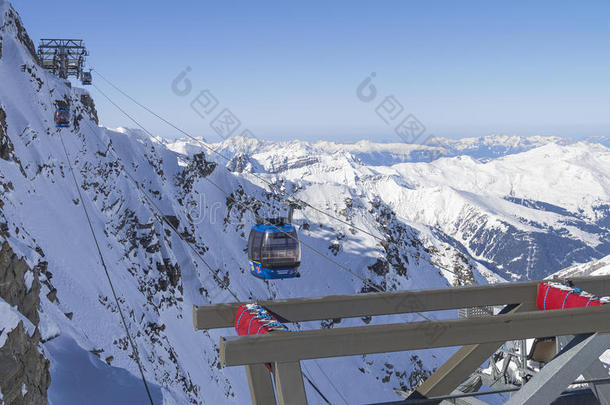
90, 84, 382, 292
57, 128, 155, 405
81, 118, 241, 303
87, 86, 432, 321
91, 70, 460, 282
302, 369, 332, 404
81, 118, 332, 405
92, 70, 389, 244
86, 72, 437, 405
314, 359, 350, 404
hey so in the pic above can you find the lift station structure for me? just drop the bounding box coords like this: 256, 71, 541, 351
37, 38, 88, 80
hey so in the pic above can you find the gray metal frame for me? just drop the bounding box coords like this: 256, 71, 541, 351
506, 333, 610, 405
37, 39, 88, 80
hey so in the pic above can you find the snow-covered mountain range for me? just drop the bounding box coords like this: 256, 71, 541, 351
1, 1, 609, 404
169, 134, 610, 282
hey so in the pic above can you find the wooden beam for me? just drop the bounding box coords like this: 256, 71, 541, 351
194, 275, 610, 330
245, 364, 276, 405
220, 305, 610, 366
273, 362, 307, 405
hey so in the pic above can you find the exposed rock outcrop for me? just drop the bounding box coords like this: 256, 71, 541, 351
0, 106, 12, 161
0, 242, 50, 404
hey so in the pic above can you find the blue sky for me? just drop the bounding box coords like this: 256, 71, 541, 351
14, 0, 610, 142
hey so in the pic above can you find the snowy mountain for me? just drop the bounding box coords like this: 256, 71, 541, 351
169, 134, 576, 168
169, 136, 610, 282
1, 1, 610, 404
550, 253, 610, 279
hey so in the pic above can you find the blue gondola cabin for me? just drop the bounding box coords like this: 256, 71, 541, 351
248, 221, 301, 280
54, 109, 70, 127
81, 71, 92, 85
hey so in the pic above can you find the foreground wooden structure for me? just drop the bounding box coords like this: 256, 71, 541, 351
194, 276, 610, 404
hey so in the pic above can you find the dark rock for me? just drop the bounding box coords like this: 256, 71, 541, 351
0, 106, 13, 161
80, 93, 99, 125
0, 324, 50, 404
176, 152, 216, 194
46, 288, 57, 303
368, 258, 389, 276
0, 242, 41, 324
0, 243, 49, 403
164, 215, 180, 230
4, 7, 39, 63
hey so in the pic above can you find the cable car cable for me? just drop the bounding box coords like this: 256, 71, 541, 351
91, 70, 390, 244
91, 83, 377, 290
90, 84, 433, 321
313, 360, 350, 405
201, 173, 431, 320
91, 83, 164, 144
57, 127, 155, 405
302, 369, 332, 404
81, 118, 241, 303
81, 120, 335, 405
91, 72, 461, 282
85, 84, 431, 403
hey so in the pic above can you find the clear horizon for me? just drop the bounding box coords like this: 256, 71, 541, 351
13, 0, 610, 143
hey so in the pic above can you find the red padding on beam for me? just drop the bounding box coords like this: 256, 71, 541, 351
537, 282, 607, 311
235, 305, 271, 335
234, 304, 291, 372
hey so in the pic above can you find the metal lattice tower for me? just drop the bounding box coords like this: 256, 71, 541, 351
37, 39, 88, 80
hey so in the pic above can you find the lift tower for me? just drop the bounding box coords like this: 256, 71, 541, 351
37, 39, 88, 80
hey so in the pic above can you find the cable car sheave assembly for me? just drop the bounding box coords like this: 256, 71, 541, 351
537, 281, 610, 310
38, 39, 89, 80
194, 277, 610, 405
38, 39, 92, 129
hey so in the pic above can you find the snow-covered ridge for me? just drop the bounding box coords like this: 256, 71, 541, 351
169, 132, 610, 281
167, 133, 593, 167
550, 254, 610, 279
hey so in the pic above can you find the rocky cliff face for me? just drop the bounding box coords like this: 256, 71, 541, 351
0, 242, 49, 404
